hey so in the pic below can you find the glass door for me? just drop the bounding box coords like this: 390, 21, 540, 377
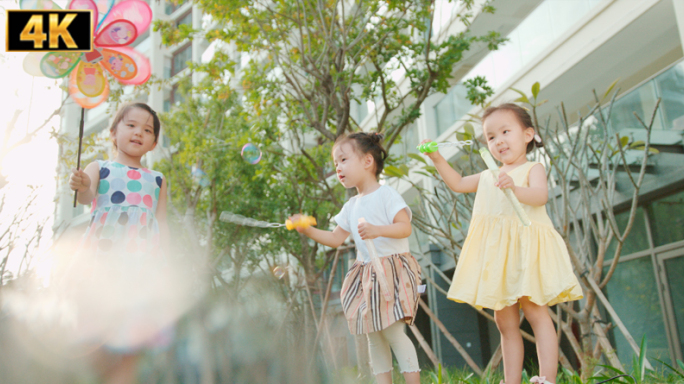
657, 246, 684, 363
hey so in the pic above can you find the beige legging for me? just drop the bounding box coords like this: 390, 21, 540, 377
366, 321, 421, 375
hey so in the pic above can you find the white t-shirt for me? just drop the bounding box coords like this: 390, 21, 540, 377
334, 185, 412, 263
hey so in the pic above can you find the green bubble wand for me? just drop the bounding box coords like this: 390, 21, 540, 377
416, 140, 473, 153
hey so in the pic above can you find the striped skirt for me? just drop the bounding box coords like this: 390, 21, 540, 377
341, 253, 422, 335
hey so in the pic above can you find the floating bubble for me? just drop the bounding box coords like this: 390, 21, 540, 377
191, 166, 210, 187
273, 266, 286, 279
241, 143, 262, 165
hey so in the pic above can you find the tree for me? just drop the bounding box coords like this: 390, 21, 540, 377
154, 0, 505, 370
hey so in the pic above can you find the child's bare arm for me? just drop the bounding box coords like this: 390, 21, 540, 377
358, 209, 411, 240
299, 225, 350, 248
498, 164, 548, 206
431, 155, 481, 193
70, 162, 99, 205
421, 139, 479, 193
289, 214, 350, 248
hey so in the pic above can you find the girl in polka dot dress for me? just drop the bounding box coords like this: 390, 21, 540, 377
70, 102, 168, 258
68, 102, 168, 383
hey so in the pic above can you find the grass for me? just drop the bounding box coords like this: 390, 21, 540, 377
330, 362, 684, 384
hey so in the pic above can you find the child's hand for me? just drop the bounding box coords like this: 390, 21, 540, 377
495, 171, 515, 191
419, 139, 443, 161
358, 221, 381, 240
69, 169, 91, 193
287, 214, 310, 234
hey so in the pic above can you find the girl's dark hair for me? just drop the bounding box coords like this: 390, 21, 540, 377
482, 103, 544, 154
334, 132, 388, 179
109, 102, 161, 149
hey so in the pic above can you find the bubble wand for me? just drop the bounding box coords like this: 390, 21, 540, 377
417, 140, 473, 153
358, 218, 393, 302
219, 212, 316, 230
479, 148, 531, 227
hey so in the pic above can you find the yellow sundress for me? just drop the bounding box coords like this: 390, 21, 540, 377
447, 161, 584, 310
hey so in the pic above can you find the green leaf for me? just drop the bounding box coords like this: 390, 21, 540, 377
632, 146, 660, 154
531, 82, 540, 99
424, 165, 437, 174
597, 364, 626, 375
408, 153, 427, 164
603, 78, 620, 100
463, 123, 475, 136
654, 358, 684, 379
628, 140, 645, 148
620, 136, 629, 148
678, 359, 684, 374
514, 96, 530, 104
510, 87, 529, 104
384, 165, 406, 178
638, 336, 648, 381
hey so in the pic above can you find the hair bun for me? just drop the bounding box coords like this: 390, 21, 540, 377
370, 132, 384, 144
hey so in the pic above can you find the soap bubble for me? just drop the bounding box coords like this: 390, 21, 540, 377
191, 166, 210, 187
241, 143, 262, 165
272, 266, 286, 279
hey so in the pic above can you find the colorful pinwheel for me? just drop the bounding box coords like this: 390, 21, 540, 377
21, 0, 152, 108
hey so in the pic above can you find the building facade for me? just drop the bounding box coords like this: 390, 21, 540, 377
365, 0, 684, 369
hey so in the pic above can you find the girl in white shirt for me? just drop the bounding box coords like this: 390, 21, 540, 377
289, 132, 422, 384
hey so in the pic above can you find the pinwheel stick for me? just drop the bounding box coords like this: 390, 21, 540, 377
73, 107, 85, 208
479, 148, 532, 227
358, 218, 393, 302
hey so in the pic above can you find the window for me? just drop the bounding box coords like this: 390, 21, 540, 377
389, 123, 419, 158
171, 44, 192, 77
648, 190, 684, 247
434, 84, 472, 137
664, 256, 684, 358
609, 81, 662, 131
171, 84, 186, 106
165, 0, 186, 15
604, 207, 650, 260
600, 189, 684, 365
604, 258, 671, 364
654, 62, 684, 130
176, 10, 192, 28
353, 99, 368, 125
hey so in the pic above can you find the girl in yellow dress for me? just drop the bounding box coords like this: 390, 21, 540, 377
421, 103, 583, 384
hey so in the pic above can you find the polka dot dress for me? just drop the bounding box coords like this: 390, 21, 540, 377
82, 160, 164, 258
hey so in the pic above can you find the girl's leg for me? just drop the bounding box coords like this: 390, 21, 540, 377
92, 350, 140, 384
381, 322, 420, 384
495, 304, 524, 384
520, 298, 557, 383
105, 353, 139, 384
367, 330, 393, 384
